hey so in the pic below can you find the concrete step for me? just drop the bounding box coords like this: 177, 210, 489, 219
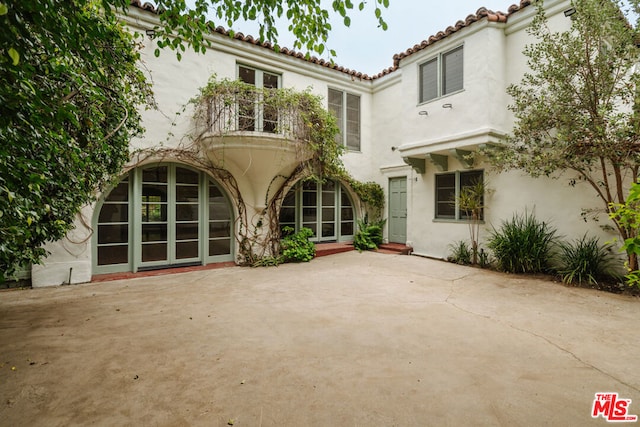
376, 243, 413, 255
315, 242, 355, 258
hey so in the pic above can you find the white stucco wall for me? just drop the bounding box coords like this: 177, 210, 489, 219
31, 206, 94, 287
390, 0, 619, 261
32, 7, 377, 285
35, 0, 616, 285
407, 160, 620, 261
394, 23, 512, 150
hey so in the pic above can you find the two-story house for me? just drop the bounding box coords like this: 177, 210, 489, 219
31, 0, 613, 287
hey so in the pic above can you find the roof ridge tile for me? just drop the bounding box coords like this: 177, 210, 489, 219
128, 0, 532, 80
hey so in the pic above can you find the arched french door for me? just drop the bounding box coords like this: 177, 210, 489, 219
279, 180, 355, 242
94, 163, 234, 274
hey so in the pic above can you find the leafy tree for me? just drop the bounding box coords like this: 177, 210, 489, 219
1, 0, 388, 281
151, 0, 389, 60
610, 180, 640, 288
486, 0, 640, 271
456, 179, 486, 265
0, 0, 152, 281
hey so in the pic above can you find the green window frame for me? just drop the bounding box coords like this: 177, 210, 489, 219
279, 180, 355, 242
419, 45, 464, 104
238, 64, 281, 132
328, 88, 361, 151
93, 164, 233, 275
435, 170, 483, 220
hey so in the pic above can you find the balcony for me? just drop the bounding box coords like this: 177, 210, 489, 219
195, 81, 320, 210
197, 83, 313, 142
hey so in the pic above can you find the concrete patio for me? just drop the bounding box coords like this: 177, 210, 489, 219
0, 251, 638, 426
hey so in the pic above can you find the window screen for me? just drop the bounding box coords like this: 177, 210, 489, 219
420, 58, 438, 103
346, 93, 360, 151
419, 46, 464, 103
442, 46, 464, 95
328, 89, 360, 151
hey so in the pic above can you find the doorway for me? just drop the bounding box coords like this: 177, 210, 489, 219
388, 177, 407, 244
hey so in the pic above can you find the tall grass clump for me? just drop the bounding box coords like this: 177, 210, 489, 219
487, 211, 558, 274
447, 240, 472, 265
557, 234, 619, 285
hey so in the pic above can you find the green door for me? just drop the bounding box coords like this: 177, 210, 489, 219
94, 163, 233, 275
389, 177, 407, 244
139, 165, 201, 269
280, 180, 355, 243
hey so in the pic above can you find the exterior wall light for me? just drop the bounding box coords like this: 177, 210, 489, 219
564, 7, 576, 17
442, 103, 453, 109
145, 29, 156, 38
418, 110, 428, 116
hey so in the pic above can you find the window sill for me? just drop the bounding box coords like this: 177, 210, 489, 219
417, 88, 465, 107
433, 218, 485, 224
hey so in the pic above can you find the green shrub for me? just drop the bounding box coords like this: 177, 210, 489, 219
447, 240, 472, 265
487, 211, 558, 274
280, 226, 316, 262
609, 180, 640, 289
557, 234, 619, 285
353, 218, 385, 252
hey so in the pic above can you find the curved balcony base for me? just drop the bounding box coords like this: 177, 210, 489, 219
202, 133, 313, 212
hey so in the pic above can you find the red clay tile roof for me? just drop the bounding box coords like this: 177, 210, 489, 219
128, 0, 531, 80
391, 1, 531, 69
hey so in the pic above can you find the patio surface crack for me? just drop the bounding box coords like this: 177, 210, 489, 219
444, 278, 640, 394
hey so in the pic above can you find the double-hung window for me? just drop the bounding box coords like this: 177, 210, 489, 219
419, 45, 464, 103
238, 65, 280, 132
328, 88, 361, 151
435, 170, 483, 220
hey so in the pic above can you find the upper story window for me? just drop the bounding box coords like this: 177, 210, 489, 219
435, 169, 483, 220
328, 88, 361, 151
239, 65, 279, 89
419, 45, 464, 104
238, 65, 281, 132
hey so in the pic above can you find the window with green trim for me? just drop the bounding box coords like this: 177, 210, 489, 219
328, 88, 361, 151
279, 180, 355, 242
238, 64, 281, 132
420, 45, 464, 103
94, 164, 233, 274
435, 170, 483, 220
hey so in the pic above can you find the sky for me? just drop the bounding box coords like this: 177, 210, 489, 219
225, 0, 535, 76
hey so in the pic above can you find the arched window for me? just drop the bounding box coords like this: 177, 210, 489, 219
94, 164, 233, 274
279, 180, 355, 242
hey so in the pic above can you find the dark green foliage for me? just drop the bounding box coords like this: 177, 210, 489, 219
447, 240, 472, 265
0, 1, 152, 280
280, 227, 316, 262
353, 218, 385, 252
251, 256, 282, 267
610, 181, 640, 289
348, 180, 385, 221
487, 211, 558, 274
557, 234, 620, 286
0, 0, 387, 278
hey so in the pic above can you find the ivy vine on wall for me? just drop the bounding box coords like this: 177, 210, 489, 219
136, 77, 385, 265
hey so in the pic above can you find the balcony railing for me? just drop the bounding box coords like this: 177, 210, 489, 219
197, 84, 312, 142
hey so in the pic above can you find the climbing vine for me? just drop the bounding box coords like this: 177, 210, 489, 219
136, 77, 384, 265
